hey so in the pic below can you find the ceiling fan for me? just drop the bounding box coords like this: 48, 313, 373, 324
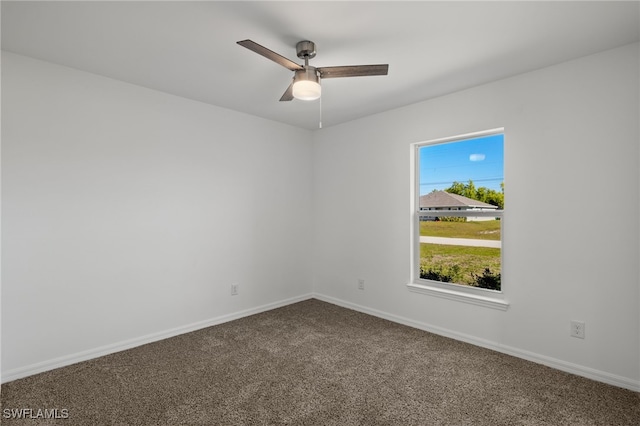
237, 39, 389, 101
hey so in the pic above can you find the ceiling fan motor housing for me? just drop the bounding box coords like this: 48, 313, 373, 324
294, 67, 320, 84
296, 40, 316, 59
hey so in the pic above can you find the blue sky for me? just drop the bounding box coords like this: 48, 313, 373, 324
419, 133, 504, 195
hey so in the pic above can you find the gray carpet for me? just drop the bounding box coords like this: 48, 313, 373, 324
1, 299, 639, 425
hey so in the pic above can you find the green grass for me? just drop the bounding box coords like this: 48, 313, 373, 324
420, 220, 501, 240
420, 243, 501, 286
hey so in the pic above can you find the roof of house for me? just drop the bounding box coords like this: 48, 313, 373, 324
419, 191, 498, 209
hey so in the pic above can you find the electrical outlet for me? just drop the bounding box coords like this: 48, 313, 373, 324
357, 279, 365, 290
231, 284, 239, 296
570, 320, 585, 339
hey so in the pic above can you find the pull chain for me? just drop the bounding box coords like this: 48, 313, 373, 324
319, 94, 323, 129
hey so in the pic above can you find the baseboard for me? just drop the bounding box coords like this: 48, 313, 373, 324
5, 292, 638, 392
313, 293, 640, 393
1, 293, 314, 384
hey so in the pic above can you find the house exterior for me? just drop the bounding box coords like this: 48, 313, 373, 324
419, 190, 498, 221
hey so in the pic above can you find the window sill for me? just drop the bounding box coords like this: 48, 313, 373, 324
407, 282, 509, 311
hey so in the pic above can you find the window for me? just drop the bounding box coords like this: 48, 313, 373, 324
409, 129, 508, 310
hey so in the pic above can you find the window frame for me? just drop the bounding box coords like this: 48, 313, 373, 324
408, 128, 509, 311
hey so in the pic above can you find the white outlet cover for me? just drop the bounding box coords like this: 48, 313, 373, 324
570, 320, 585, 339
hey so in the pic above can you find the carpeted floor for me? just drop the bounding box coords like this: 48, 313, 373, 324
1, 299, 639, 425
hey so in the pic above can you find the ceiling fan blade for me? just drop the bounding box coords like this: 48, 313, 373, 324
237, 39, 303, 71
279, 81, 294, 102
318, 64, 389, 79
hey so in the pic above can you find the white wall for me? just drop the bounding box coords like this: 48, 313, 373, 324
1, 52, 313, 379
312, 43, 640, 390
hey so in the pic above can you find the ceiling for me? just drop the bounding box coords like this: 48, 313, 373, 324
2, 1, 639, 130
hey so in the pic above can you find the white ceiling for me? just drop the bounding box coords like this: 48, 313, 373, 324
2, 1, 639, 130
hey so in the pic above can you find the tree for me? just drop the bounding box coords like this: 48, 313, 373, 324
446, 181, 466, 195
445, 180, 504, 209
485, 190, 504, 210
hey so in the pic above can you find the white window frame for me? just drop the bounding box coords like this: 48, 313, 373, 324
408, 128, 509, 311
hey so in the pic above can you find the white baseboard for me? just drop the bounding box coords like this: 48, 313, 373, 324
313, 293, 640, 393
4, 292, 638, 393
1, 293, 314, 384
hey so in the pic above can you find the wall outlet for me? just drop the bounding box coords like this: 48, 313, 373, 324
570, 320, 585, 339
230, 284, 239, 296
357, 279, 365, 290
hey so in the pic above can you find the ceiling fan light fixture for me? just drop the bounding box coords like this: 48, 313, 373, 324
293, 80, 321, 100
292, 68, 321, 101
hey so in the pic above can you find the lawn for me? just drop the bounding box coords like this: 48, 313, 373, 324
419, 243, 501, 287
420, 219, 501, 240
